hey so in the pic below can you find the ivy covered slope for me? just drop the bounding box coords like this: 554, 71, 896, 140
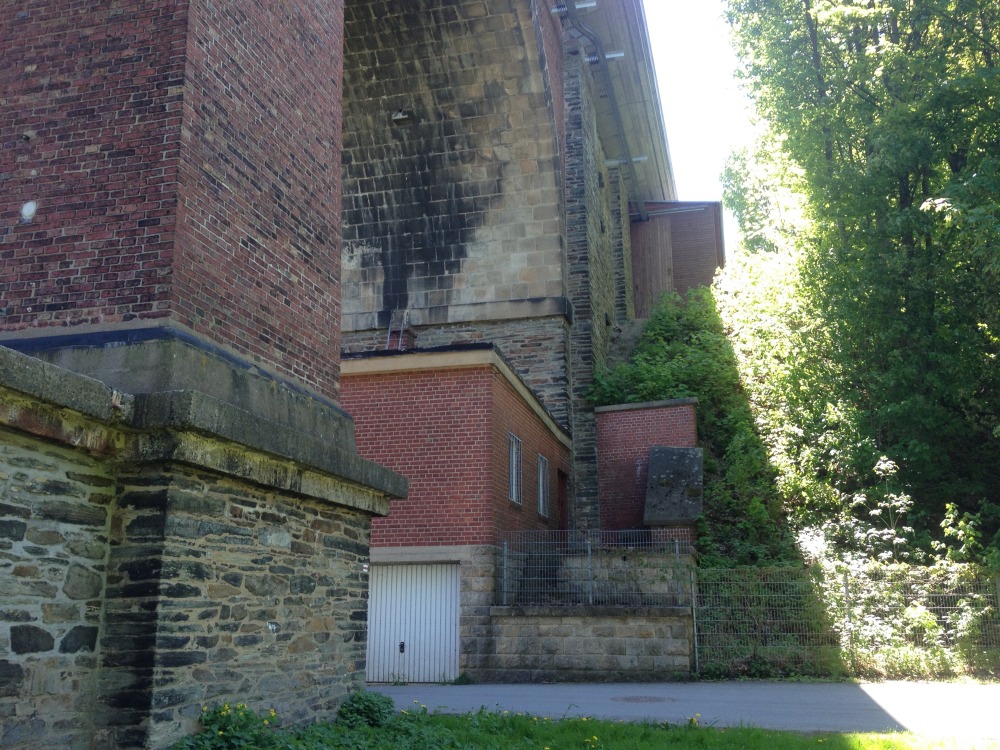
588, 290, 798, 566
719, 0, 1000, 563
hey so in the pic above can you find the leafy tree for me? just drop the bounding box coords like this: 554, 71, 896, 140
720, 0, 1000, 559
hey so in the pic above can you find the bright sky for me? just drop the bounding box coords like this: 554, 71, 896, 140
642, 0, 754, 244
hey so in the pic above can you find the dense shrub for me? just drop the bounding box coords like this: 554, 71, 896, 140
589, 289, 797, 565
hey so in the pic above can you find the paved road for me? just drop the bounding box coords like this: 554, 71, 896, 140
371, 681, 1000, 745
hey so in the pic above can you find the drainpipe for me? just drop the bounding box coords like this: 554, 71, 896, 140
560, 3, 649, 222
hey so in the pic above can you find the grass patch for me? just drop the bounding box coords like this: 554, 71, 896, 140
172, 699, 991, 750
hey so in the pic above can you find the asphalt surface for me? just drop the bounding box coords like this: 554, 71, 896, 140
371, 680, 1000, 745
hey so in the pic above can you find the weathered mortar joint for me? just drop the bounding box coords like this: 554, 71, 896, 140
1, 346, 406, 749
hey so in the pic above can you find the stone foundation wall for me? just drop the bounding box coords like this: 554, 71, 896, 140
0, 347, 402, 749
1, 428, 112, 749
371, 544, 694, 684
486, 606, 692, 682
104, 464, 376, 750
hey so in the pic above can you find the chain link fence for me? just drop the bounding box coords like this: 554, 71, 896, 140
696, 563, 1000, 679
496, 529, 694, 607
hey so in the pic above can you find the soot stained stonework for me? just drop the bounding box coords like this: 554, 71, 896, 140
341, 0, 564, 332
343, 2, 502, 325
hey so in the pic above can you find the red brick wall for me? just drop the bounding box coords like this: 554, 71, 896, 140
669, 203, 725, 293
2, 0, 346, 399
343, 367, 494, 547
490, 370, 571, 533
2, 2, 187, 329
596, 400, 697, 530
341, 363, 570, 547
172, 0, 345, 396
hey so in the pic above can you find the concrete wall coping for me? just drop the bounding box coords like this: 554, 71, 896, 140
594, 397, 698, 414
0, 345, 407, 505
370, 544, 495, 564
490, 605, 691, 618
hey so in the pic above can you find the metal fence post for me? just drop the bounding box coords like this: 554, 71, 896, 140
502, 541, 509, 606
843, 568, 855, 672
587, 537, 594, 605
691, 566, 699, 675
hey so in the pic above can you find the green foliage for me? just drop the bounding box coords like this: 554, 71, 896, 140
171, 703, 281, 750
719, 0, 1000, 561
171, 702, 957, 750
697, 561, 1000, 680
589, 289, 797, 565
336, 689, 395, 728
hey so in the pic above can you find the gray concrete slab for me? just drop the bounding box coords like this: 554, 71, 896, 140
370, 681, 1000, 745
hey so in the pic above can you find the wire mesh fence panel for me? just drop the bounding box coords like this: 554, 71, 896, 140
696, 563, 1000, 679
497, 529, 695, 607
695, 567, 845, 678
819, 562, 1000, 679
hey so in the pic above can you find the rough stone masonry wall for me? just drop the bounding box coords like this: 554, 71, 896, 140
563, 49, 617, 530
610, 169, 635, 325
0, 348, 400, 750
105, 463, 373, 750
1, 428, 113, 750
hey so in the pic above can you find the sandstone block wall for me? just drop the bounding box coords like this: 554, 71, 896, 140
487, 606, 692, 682
341, 0, 565, 334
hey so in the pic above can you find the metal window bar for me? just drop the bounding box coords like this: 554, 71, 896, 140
497, 529, 694, 607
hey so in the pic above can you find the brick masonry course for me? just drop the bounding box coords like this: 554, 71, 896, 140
596, 400, 699, 533
2, 0, 347, 399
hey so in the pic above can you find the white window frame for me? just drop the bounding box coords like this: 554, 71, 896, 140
508, 433, 522, 504
537, 454, 549, 517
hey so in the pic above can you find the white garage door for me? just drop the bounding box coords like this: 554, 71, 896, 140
366, 563, 459, 683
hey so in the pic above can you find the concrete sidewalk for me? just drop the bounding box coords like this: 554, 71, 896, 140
371, 680, 1000, 745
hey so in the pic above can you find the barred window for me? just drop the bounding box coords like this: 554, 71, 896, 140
508, 433, 522, 504
537, 455, 549, 517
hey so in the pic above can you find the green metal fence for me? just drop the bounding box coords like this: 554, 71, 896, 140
497, 529, 694, 607
695, 563, 1000, 679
